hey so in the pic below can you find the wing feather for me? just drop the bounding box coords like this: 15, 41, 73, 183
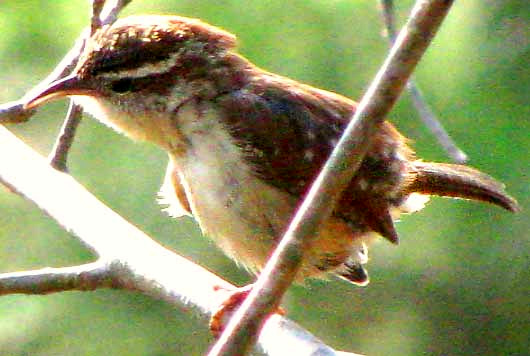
215, 73, 414, 243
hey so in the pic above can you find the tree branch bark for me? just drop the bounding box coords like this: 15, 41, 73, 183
0, 124, 360, 356
0, 261, 116, 295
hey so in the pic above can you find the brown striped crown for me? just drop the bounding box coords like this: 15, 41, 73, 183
76, 15, 237, 80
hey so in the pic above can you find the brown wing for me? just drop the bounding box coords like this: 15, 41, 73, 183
215, 73, 413, 243
216, 75, 349, 196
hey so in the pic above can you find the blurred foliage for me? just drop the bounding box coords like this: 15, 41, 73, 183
0, 0, 528, 355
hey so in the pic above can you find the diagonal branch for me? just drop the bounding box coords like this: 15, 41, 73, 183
91, 0, 106, 32
101, 0, 133, 26
0, 27, 87, 125
208, 1, 456, 355
0, 0, 133, 127
0, 125, 360, 356
379, 0, 467, 163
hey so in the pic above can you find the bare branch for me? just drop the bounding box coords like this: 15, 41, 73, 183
0, 125, 357, 356
0, 261, 118, 295
91, 0, 106, 32
0, 101, 35, 123
1, 0, 132, 126
48, 101, 83, 171
379, 0, 467, 163
47, 0, 133, 172
0, 29, 86, 125
23, 30, 89, 104
101, 0, 133, 26
406, 83, 468, 162
260, 317, 364, 356
379, 0, 398, 43
208, 1, 456, 355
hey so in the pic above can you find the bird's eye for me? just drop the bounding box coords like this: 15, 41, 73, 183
110, 78, 135, 93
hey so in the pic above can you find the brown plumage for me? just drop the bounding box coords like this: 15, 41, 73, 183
407, 162, 519, 212
24, 15, 519, 286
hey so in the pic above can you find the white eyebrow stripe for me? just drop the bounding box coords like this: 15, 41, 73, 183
99, 51, 181, 79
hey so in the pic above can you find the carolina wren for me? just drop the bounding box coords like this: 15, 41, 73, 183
24, 15, 518, 286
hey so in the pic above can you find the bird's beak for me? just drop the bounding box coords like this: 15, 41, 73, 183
23, 74, 95, 110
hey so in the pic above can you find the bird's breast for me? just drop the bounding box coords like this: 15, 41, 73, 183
170, 103, 297, 271
165, 101, 377, 278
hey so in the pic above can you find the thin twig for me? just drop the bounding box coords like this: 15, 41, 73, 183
36, 30, 85, 171
380, 0, 398, 43
0, 125, 360, 356
379, 0, 467, 163
0, 0, 139, 125
48, 102, 83, 171
0, 30, 88, 126
101, 0, 133, 26
0, 101, 35, 123
47, 0, 133, 172
35, 31, 89, 90
406, 82, 467, 162
91, 0, 106, 32
0, 261, 116, 295
208, 1, 456, 355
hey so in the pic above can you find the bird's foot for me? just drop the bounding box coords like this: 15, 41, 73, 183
210, 283, 285, 337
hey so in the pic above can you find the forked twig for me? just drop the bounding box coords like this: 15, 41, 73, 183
0, 125, 361, 356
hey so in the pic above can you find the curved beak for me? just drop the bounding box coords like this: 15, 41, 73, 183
23, 74, 96, 110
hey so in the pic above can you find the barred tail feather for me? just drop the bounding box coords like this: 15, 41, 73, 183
408, 162, 519, 212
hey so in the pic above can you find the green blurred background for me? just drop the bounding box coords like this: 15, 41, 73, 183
0, 0, 528, 355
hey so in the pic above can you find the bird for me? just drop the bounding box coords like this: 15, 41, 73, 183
24, 15, 518, 288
